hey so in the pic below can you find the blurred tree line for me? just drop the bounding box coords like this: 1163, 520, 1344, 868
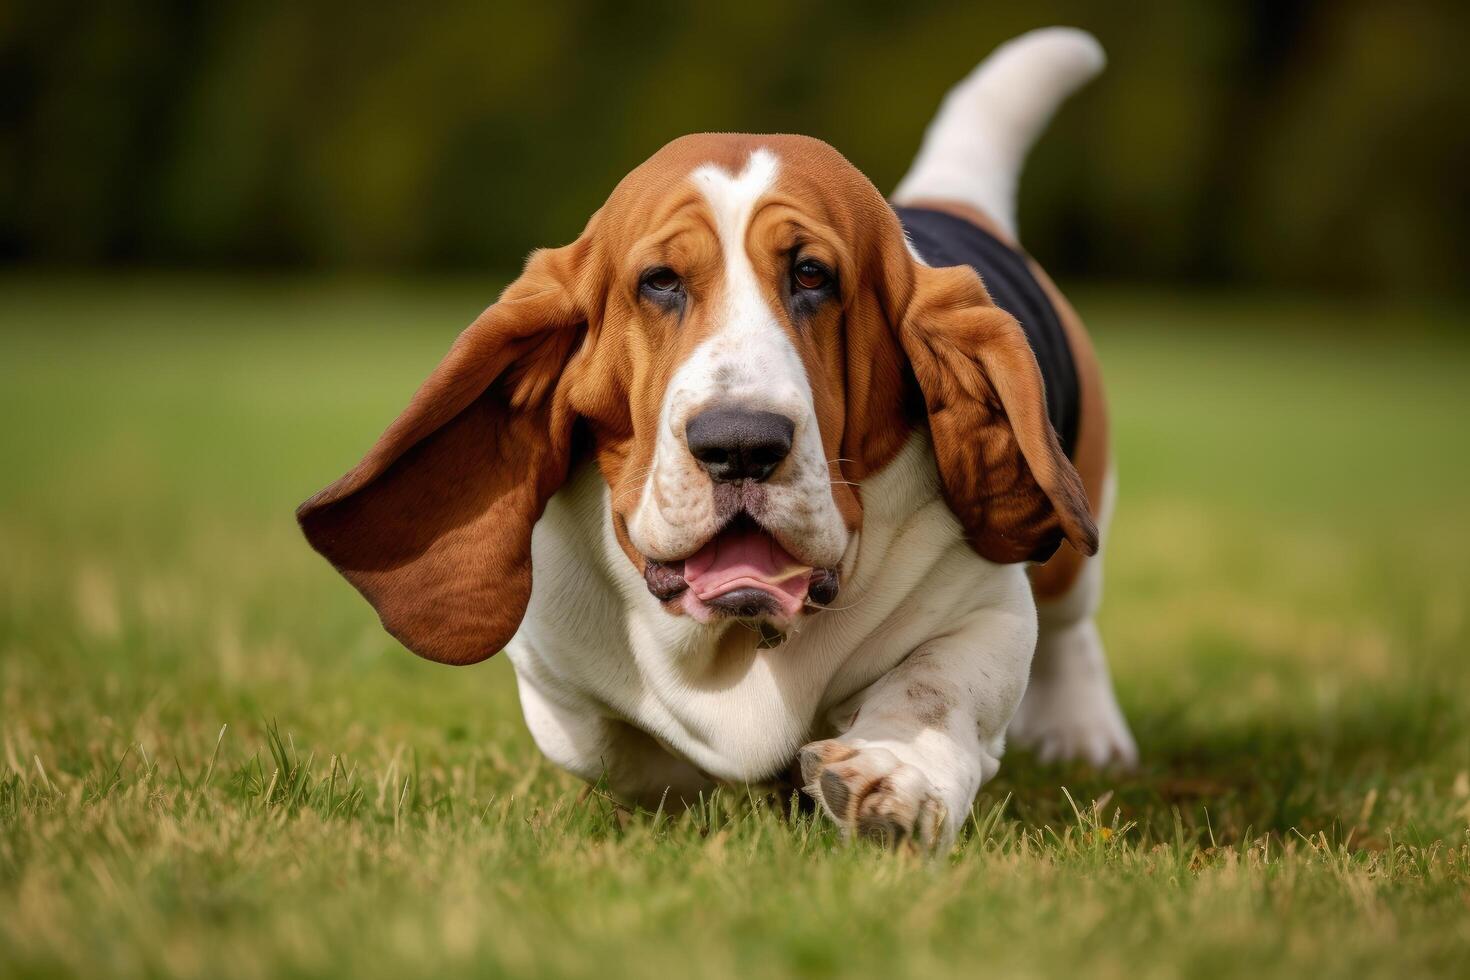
2, 0, 1466, 296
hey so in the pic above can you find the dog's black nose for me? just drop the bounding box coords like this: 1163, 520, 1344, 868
685, 406, 795, 483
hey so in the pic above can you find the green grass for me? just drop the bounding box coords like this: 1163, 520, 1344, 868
2, 276, 1468, 979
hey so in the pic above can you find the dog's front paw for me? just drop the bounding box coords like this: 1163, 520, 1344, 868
798, 740, 949, 850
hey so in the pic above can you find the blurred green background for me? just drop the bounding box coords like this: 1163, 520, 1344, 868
4, 0, 1467, 295
5, 4, 1470, 977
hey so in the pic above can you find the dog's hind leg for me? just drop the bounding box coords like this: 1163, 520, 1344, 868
891, 26, 1105, 241
1007, 469, 1137, 768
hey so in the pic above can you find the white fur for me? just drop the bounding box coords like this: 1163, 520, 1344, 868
508, 432, 1035, 845
625, 148, 849, 572
891, 26, 1105, 239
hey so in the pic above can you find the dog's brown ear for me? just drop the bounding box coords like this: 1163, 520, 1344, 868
895, 259, 1098, 564
297, 238, 596, 665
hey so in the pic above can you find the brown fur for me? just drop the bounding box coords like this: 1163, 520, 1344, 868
900, 199, 1108, 596
296, 239, 599, 664
297, 135, 1098, 665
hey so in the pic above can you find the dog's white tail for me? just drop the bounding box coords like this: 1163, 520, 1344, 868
891, 27, 1105, 241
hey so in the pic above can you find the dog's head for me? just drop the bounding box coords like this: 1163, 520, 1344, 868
298, 134, 1096, 664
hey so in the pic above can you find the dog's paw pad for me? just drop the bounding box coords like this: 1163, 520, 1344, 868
798, 740, 856, 788
798, 740, 947, 851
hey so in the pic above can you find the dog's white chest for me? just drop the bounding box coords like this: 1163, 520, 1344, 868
505, 435, 1017, 784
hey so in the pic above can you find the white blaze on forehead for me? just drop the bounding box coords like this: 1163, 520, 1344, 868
690, 147, 779, 263
683, 147, 805, 409
624, 146, 849, 570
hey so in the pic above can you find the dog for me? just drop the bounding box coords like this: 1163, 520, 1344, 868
298, 27, 1136, 849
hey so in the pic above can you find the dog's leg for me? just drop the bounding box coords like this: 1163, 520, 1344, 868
798, 573, 1036, 851
516, 677, 712, 810
1007, 471, 1137, 767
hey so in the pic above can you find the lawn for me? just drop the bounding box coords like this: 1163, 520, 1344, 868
2, 276, 1468, 979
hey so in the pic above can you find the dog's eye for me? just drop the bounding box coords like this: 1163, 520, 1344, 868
793, 259, 830, 291
642, 268, 681, 293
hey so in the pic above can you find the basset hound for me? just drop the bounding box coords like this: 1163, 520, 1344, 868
299, 27, 1136, 849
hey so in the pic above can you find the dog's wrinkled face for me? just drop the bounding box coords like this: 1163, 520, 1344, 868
297, 133, 1097, 665
594, 142, 871, 629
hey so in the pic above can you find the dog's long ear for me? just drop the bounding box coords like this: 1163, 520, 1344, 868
900, 258, 1098, 563
847, 209, 1097, 565
297, 236, 597, 665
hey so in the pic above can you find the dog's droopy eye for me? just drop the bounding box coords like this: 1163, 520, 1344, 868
641, 268, 681, 293
793, 259, 831, 292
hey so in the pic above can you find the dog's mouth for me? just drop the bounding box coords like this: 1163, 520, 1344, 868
643, 514, 840, 625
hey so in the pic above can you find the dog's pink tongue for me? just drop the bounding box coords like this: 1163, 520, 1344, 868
684, 525, 811, 618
